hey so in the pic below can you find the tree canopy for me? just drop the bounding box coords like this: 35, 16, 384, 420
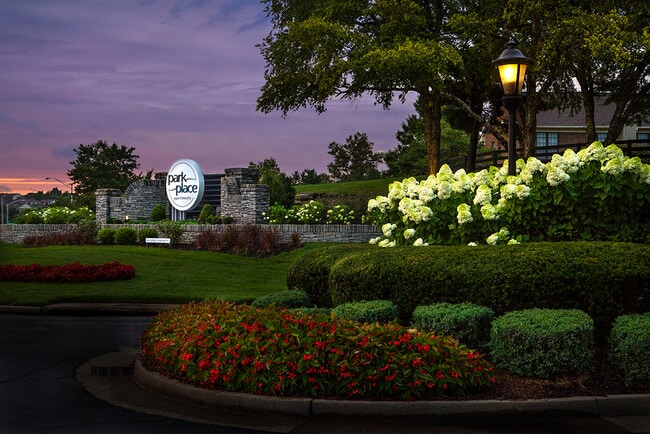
258, 0, 649, 173
67, 140, 141, 196
327, 132, 382, 182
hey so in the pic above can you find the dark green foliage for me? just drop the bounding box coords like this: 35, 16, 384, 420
286, 244, 371, 308
412, 303, 494, 350
97, 228, 116, 245
289, 307, 332, 316
288, 242, 650, 338
150, 204, 166, 222
67, 140, 140, 195
114, 227, 137, 245
73, 220, 98, 245
157, 221, 184, 245
609, 313, 650, 385
489, 309, 595, 379
333, 300, 398, 325
251, 290, 313, 309
137, 228, 159, 245
198, 204, 215, 223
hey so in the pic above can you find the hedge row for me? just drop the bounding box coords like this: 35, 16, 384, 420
286, 242, 650, 338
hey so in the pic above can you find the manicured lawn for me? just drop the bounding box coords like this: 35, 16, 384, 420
0, 243, 321, 306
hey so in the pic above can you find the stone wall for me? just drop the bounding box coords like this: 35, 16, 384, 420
96, 180, 168, 224
95, 168, 269, 224
0, 223, 380, 244
220, 168, 269, 224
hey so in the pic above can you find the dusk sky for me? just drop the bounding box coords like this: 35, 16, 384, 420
0, 0, 417, 195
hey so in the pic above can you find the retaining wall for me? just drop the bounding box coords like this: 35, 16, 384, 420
0, 224, 380, 245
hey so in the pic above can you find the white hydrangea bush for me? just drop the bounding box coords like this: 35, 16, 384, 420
364, 142, 650, 246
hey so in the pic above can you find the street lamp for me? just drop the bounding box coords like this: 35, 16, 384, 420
45, 177, 74, 206
492, 37, 531, 176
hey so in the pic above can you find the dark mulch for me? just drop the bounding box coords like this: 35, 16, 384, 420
466, 347, 649, 401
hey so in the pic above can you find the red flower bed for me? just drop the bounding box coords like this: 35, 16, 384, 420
0, 261, 136, 283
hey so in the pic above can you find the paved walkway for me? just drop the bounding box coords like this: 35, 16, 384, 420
1, 304, 650, 433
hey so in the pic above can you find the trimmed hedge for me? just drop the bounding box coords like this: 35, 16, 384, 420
609, 313, 650, 385
489, 309, 595, 379
114, 227, 137, 245
138, 228, 159, 245
412, 303, 494, 350
287, 242, 650, 338
252, 290, 312, 309
333, 300, 398, 324
97, 228, 116, 245
286, 244, 369, 308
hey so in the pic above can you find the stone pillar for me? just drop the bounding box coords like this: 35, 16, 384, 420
221, 168, 267, 223
95, 189, 122, 224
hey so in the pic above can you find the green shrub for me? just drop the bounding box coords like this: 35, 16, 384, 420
150, 204, 166, 222
609, 313, 650, 385
333, 300, 398, 325
222, 216, 234, 224
114, 227, 137, 245
489, 309, 595, 379
73, 220, 98, 244
296, 200, 326, 224
141, 300, 494, 400
289, 307, 332, 316
412, 303, 494, 350
97, 228, 116, 245
198, 204, 215, 223
157, 221, 184, 245
252, 290, 313, 309
286, 244, 370, 308
137, 228, 159, 245
294, 242, 650, 339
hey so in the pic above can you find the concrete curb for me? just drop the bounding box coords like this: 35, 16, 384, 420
133, 355, 650, 421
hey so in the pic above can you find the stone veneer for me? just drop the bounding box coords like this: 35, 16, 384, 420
95, 168, 269, 224
0, 224, 380, 244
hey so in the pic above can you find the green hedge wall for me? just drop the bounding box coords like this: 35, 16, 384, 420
288, 242, 650, 338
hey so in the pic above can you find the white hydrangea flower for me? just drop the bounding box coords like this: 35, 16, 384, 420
403, 228, 416, 239
562, 149, 583, 173
641, 165, 650, 184
480, 204, 499, 220
413, 238, 429, 247
520, 157, 546, 184
471, 170, 491, 190
546, 165, 571, 186
604, 144, 624, 160
623, 157, 643, 175
378, 239, 392, 247
452, 173, 473, 194
456, 203, 473, 225
515, 184, 531, 199
382, 223, 397, 237
437, 181, 453, 200
437, 164, 454, 181
601, 157, 624, 176
500, 184, 517, 200
467, 242, 478, 246
421, 174, 438, 191
508, 239, 520, 245
578, 141, 607, 162
486, 233, 499, 245
417, 186, 435, 203
367, 198, 378, 212
388, 181, 406, 202
369, 237, 381, 245
376, 196, 390, 212
473, 184, 492, 205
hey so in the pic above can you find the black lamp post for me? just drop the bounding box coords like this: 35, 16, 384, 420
45, 177, 74, 206
492, 37, 531, 176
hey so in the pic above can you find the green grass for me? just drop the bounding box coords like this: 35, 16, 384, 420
295, 177, 425, 197
0, 244, 324, 307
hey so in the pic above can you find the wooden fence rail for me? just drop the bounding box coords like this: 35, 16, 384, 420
447, 139, 650, 172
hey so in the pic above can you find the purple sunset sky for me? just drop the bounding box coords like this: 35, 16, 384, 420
0, 0, 416, 194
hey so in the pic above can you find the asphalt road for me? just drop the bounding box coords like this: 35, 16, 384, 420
0, 313, 264, 433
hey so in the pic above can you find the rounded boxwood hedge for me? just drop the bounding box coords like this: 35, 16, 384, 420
333, 300, 398, 324
251, 290, 312, 309
287, 242, 650, 339
609, 313, 650, 385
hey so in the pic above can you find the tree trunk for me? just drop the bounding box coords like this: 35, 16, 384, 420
422, 89, 442, 174
576, 70, 597, 143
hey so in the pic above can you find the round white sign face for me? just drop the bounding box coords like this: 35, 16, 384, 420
166, 159, 205, 211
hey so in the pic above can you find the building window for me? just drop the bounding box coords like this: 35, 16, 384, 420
537, 132, 559, 148
596, 133, 608, 142
638, 133, 650, 141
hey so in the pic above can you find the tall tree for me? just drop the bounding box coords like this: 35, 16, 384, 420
248, 158, 296, 207
67, 140, 140, 195
257, 0, 463, 174
327, 132, 382, 182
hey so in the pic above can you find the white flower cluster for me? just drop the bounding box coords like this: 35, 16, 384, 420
367, 142, 650, 247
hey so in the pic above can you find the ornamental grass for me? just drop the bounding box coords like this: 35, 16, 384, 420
140, 300, 494, 400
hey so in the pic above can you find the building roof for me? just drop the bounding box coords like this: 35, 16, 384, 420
536, 96, 620, 128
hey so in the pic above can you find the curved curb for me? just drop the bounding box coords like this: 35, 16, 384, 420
133, 355, 650, 421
